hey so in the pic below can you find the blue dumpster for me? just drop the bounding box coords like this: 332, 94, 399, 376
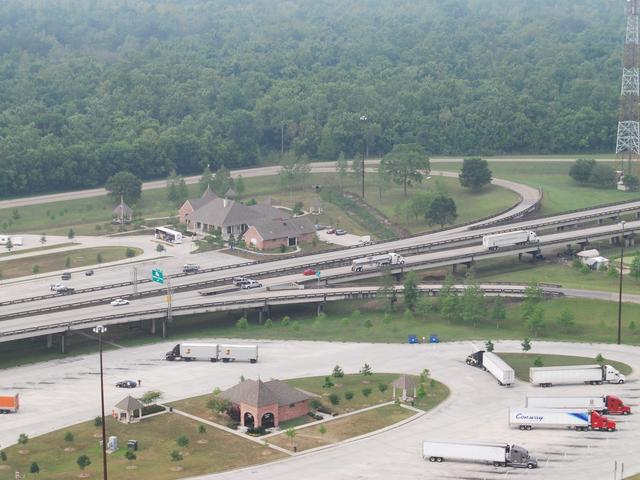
429, 334, 440, 344
408, 334, 419, 344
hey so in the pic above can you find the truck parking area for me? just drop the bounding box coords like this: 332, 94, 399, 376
0, 340, 638, 480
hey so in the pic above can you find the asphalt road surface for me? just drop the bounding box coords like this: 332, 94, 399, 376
0, 339, 637, 480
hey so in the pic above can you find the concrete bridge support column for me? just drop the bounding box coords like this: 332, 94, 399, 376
162, 319, 167, 338
452, 264, 457, 273
316, 302, 325, 316
60, 331, 67, 354
46, 334, 53, 348
557, 225, 564, 232
597, 218, 604, 225
518, 253, 523, 261
151, 318, 157, 335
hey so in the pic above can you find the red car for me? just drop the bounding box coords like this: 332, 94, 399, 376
303, 268, 316, 276
326, 228, 336, 234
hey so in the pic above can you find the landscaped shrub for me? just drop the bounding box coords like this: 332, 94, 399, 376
378, 383, 388, 392
329, 393, 340, 405
344, 391, 354, 401
361, 387, 372, 397
309, 398, 322, 410
322, 376, 334, 388
247, 426, 267, 435
281, 316, 291, 327
176, 435, 189, 447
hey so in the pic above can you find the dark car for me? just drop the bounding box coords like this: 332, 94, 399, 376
85, 269, 94, 276
56, 286, 76, 295
61, 272, 71, 280
115, 380, 138, 388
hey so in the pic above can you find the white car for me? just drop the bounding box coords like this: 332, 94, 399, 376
241, 280, 262, 289
49, 283, 66, 292
110, 298, 129, 306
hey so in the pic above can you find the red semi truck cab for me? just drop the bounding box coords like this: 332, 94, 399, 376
590, 411, 616, 431
605, 395, 632, 415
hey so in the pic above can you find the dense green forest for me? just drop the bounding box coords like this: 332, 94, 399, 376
0, 0, 625, 197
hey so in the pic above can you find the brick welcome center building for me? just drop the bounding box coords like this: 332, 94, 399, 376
220, 378, 311, 429
179, 188, 316, 250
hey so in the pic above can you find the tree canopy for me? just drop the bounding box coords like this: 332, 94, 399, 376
105, 171, 142, 204
459, 158, 492, 191
0, 0, 626, 198
380, 143, 430, 196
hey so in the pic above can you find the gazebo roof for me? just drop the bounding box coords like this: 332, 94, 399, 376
391, 374, 416, 390
112, 198, 133, 217
115, 395, 144, 411
221, 379, 309, 408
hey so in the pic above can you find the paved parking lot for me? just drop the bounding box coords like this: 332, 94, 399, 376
1, 340, 638, 480
316, 229, 365, 246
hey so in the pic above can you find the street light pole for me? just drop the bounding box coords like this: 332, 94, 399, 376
360, 115, 368, 198
93, 325, 108, 480
617, 221, 626, 345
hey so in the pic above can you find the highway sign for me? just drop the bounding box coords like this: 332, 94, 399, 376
151, 268, 164, 284
316, 270, 321, 278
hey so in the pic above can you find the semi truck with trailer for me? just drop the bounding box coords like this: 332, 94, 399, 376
0, 393, 19, 414
466, 351, 515, 386
482, 230, 538, 250
422, 441, 537, 469
165, 343, 258, 363
529, 364, 625, 387
351, 253, 405, 271
509, 408, 616, 432
525, 395, 631, 415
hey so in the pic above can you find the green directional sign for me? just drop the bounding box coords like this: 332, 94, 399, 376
151, 268, 164, 284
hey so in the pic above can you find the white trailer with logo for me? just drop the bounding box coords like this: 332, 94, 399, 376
509, 408, 616, 432
165, 343, 219, 361
219, 344, 258, 363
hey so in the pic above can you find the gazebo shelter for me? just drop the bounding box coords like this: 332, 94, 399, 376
391, 375, 417, 402
112, 196, 133, 224
114, 395, 144, 423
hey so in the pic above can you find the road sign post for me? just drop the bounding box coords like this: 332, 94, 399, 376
316, 270, 321, 288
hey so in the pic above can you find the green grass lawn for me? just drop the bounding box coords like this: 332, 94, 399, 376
0, 246, 143, 279
474, 254, 640, 295
496, 353, 633, 382
0, 414, 283, 480
0, 242, 78, 258
267, 404, 416, 452
436, 160, 640, 216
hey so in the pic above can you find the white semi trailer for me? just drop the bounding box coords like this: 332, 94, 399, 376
351, 253, 404, 271
465, 351, 515, 386
529, 364, 625, 387
165, 343, 258, 363
422, 441, 537, 469
482, 230, 538, 250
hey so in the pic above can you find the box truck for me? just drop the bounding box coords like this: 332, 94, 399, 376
422, 441, 537, 469
465, 351, 515, 386
509, 408, 616, 432
482, 231, 538, 250
525, 395, 631, 415
165, 343, 258, 363
0, 393, 20, 414
351, 253, 404, 271
529, 364, 625, 387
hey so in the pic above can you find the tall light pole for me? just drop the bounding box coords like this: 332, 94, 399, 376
360, 115, 368, 198
617, 220, 626, 345
93, 325, 108, 480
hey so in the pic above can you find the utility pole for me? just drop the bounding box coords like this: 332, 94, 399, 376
360, 115, 368, 198
616, 0, 640, 175
92, 325, 108, 480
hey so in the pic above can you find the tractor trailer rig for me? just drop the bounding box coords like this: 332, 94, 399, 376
509, 408, 616, 432
526, 395, 631, 415
165, 343, 258, 363
422, 441, 537, 468
529, 364, 625, 387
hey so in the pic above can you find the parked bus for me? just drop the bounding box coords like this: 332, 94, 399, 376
155, 226, 183, 244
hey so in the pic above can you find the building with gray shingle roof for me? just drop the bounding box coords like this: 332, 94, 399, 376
114, 395, 145, 423
220, 378, 310, 429
391, 375, 417, 402
112, 197, 133, 224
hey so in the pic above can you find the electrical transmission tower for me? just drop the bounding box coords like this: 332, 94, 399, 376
616, 0, 640, 174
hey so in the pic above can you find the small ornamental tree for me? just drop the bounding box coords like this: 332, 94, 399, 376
521, 337, 532, 352
344, 391, 354, 401
94, 416, 103, 427
170, 450, 183, 462
0, 450, 6, 462
236, 316, 249, 329
139, 390, 162, 405
18, 433, 29, 445
556, 308, 576, 333
30, 461, 40, 474
64, 432, 74, 442
378, 383, 388, 392
596, 353, 605, 364
285, 427, 297, 449
362, 387, 372, 397
68, 228, 75, 239
125, 450, 136, 461
176, 435, 189, 447
416, 383, 426, 399
533, 356, 544, 367
360, 363, 373, 376
198, 425, 206, 434
77, 454, 91, 471
485, 339, 495, 352
329, 393, 340, 405
318, 425, 327, 436
323, 376, 335, 388
332, 365, 345, 378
